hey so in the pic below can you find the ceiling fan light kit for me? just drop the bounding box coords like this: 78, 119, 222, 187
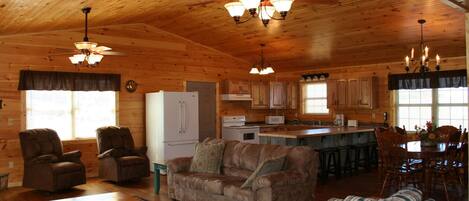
68, 7, 121, 67
225, 0, 294, 27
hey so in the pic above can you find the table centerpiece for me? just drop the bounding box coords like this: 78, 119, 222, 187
416, 121, 439, 147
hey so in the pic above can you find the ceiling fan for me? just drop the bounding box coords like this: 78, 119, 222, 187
65, 7, 123, 67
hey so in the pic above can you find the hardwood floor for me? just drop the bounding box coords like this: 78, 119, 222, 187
0, 170, 466, 201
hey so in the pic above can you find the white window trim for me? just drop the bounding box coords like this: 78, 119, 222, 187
23, 91, 119, 141
395, 88, 468, 130
301, 82, 330, 115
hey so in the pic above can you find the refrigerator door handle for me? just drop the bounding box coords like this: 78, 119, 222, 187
167, 141, 196, 146
179, 101, 183, 134
182, 101, 187, 133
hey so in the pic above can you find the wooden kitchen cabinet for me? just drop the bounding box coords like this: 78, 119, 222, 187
327, 76, 378, 110
251, 81, 270, 109
286, 81, 298, 109
347, 79, 359, 108
269, 81, 287, 109
223, 80, 251, 94
327, 79, 337, 108
336, 80, 348, 109
357, 77, 378, 109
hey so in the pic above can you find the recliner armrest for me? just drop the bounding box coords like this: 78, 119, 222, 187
167, 157, 192, 173
28, 154, 59, 165
132, 146, 148, 157
97, 148, 129, 159
62, 150, 82, 162
252, 170, 307, 191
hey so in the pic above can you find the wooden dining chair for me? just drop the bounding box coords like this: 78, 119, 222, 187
432, 141, 465, 201
378, 130, 423, 197
434, 126, 460, 143
393, 126, 407, 135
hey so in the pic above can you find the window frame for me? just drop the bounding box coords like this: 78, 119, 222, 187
23, 90, 119, 141
301, 81, 330, 115
395, 87, 468, 131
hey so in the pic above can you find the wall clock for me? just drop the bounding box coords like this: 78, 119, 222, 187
125, 80, 138, 93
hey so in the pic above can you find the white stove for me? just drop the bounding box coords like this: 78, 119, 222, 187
222, 116, 260, 144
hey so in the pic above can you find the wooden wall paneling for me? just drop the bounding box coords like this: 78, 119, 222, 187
276, 56, 467, 124
0, 0, 465, 70
0, 23, 252, 186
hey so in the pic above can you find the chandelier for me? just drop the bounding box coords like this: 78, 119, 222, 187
224, 0, 294, 27
249, 44, 275, 75
404, 19, 441, 73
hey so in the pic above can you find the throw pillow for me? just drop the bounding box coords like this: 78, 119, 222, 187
189, 141, 225, 174
241, 155, 286, 188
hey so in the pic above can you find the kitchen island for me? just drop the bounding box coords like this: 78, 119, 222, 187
259, 126, 376, 147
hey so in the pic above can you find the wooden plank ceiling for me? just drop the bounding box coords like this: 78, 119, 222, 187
0, 0, 465, 71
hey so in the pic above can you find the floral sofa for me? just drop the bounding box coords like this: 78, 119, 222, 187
167, 140, 319, 201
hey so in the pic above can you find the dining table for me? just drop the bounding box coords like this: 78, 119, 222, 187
403, 141, 459, 198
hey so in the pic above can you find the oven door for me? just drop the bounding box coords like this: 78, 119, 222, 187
237, 128, 260, 144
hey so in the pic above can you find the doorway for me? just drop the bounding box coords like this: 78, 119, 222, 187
186, 81, 217, 142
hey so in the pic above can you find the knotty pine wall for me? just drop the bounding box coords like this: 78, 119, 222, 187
0, 23, 258, 186
277, 56, 467, 125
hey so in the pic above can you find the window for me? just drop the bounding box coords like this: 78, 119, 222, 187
396, 87, 468, 131
303, 82, 329, 114
26, 91, 117, 140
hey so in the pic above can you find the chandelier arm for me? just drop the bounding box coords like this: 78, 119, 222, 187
235, 16, 253, 24
263, 5, 286, 21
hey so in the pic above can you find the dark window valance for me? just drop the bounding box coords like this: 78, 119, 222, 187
18, 70, 121, 91
388, 69, 467, 90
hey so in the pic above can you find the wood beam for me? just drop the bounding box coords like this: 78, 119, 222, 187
441, 0, 469, 12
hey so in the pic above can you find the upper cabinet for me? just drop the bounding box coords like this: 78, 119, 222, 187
327, 76, 378, 110
251, 81, 270, 109
223, 80, 251, 94
357, 77, 378, 109
286, 81, 298, 109
269, 81, 287, 109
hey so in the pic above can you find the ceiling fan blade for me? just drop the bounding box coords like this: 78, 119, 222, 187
48, 51, 79, 56
92, 46, 112, 52
100, 51, 125, 56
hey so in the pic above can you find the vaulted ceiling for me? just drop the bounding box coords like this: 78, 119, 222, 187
0, 0, 465, 71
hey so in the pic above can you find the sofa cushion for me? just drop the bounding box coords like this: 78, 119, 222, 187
241, 155, 286, 188
190, 142, 225, 174
327, 188, 425, 201
50, 162, 83, 174
117, 156, 146, 166
173, 172, 245, 195
222, 167, 252, 179
383, 187, 423, 201
224, 181, 255, 201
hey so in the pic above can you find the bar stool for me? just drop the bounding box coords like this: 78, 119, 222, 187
368, 133, 379, 168
315, 136, 341, 183
338, 134, 354, 176
351, 133, 371, 173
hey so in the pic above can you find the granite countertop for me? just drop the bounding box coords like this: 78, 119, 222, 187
258, 126, 376, 139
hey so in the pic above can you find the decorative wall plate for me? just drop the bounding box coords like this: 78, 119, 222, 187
125, 80, 138, 93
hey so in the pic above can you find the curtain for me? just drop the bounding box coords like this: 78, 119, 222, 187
388, 69, 466, 90
18, 70, 121, 91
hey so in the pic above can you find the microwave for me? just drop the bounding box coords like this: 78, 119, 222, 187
265, 116, 285, 125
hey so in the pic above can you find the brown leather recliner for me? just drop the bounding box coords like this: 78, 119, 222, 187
19, 129, 86, 192
96, 126, 150, 183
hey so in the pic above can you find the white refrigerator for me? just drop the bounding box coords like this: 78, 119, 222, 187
146, 91, 199, 170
